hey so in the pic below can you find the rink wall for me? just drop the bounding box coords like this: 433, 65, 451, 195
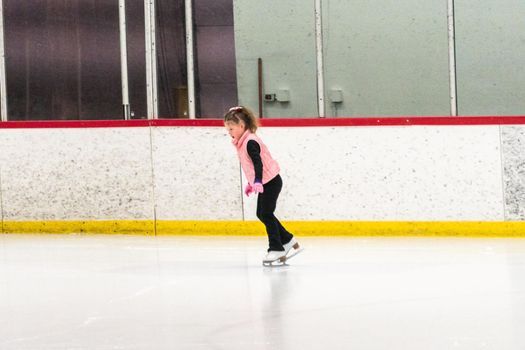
1, 117, 525, 236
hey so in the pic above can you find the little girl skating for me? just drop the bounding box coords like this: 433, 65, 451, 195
224, 106, 302, 266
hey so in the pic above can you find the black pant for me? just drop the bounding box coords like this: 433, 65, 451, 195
256, 175, 294, 251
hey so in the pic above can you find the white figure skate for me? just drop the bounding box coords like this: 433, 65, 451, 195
262, 238, 304, 266
283, 238, 303, 261
262, 250, 287, 267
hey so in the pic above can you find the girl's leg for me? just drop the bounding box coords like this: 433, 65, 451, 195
256, 175, 285, 251
276, 220, 294, 245
267, 175, 294, 244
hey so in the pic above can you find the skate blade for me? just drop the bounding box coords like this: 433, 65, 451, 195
262, 255, 287, 267
262, 261, 288, 267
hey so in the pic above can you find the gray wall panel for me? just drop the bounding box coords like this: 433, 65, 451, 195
455, 0, 525, 115
323, 0, 450, 117
233, 0, 318, 118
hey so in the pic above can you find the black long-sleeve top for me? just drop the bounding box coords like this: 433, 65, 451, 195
247, 140, 263, 183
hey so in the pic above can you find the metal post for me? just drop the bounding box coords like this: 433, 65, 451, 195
151, 0, 158, 118
258, 58, 263, 118
185, 0, 196, 119
314, 0, 325, 118
145, 0, 152, 119
119, 0, 130, 120
447, 0, 458, 116
0, 0, 8, 121
145, 0, 158, 119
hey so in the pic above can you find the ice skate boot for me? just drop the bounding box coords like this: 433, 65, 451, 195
262, 250, 287, 266
283, 237, 304, 262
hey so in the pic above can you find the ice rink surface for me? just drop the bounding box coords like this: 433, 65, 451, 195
1, 234, 525, 350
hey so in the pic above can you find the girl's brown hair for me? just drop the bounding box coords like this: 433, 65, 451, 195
223, 106, 258, 133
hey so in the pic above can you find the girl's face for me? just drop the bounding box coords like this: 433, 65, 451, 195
225, 121, 246, 142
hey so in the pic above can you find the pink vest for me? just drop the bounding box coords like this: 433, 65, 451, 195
235, 131, 280, 185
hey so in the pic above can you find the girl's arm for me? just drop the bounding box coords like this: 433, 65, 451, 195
247, 140, 263, 183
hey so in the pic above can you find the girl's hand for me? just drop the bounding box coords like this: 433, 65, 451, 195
244, 183, 253, 196
252, 182, 264, 194
244, 182, 264, 196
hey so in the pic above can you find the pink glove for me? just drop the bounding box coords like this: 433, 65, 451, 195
252, 182, 264, 194
244, 183, 253, 196
244, 182, 264, 196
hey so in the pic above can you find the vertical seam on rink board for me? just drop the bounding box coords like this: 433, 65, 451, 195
239, 163, 245, 221
0, 167, 3, 233
498, 125, 508, 221
148, 126, 158, 235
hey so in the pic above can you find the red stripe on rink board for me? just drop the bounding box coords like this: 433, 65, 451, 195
0, 119, 223, 128
1, 116, 525, 128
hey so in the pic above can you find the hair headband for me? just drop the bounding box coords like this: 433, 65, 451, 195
228, 106, 243, 112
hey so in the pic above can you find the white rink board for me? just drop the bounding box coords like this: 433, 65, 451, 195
151, 127, 243, 220
0, 128, 155, 221
0, 124, 508, 222
244, 125, 504, 221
